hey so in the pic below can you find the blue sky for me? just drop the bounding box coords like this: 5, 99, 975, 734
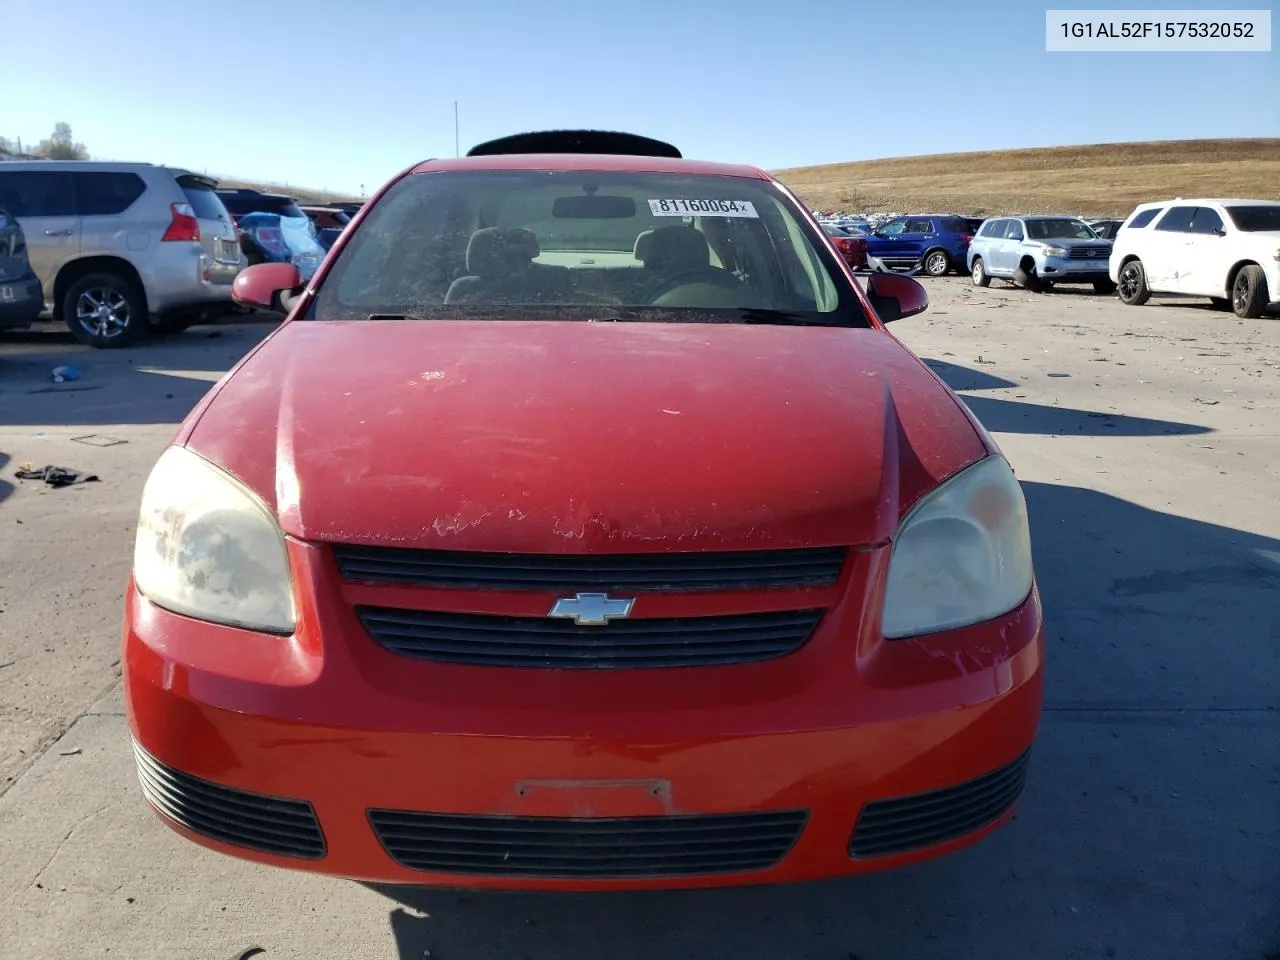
5, 0, 1277, 196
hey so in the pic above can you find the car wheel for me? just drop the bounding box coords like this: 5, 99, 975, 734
1209, 297, 1232, 311
1231, 264, 1268, 319
1116, 260, 1151, 305
971, 257, 991, 287
1093, 279, 1117, 295
922, 249, 951, 277
62, 272, 148, 348
1012, 262, 1043, 292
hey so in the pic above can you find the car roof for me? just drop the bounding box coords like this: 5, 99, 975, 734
409, 154, 769, 180
1135, 198, 1280, 207
0, 159, 200, 179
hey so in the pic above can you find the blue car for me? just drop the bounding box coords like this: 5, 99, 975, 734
0, 208, 44, 331
863, 215, 975, 277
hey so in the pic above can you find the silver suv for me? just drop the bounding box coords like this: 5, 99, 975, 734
0, 161, 244, 347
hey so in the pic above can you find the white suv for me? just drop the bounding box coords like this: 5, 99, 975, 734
1109, 199, 1280, 319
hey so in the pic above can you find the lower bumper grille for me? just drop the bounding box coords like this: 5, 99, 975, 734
132, 741, 326, 859
368, 809, 809, 878
357, 606, 823, 668
849, 750, 1031, 858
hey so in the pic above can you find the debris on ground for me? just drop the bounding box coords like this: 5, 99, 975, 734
14, 464, 101, 487
51, 364, 80, 383
71, 434, 128, 448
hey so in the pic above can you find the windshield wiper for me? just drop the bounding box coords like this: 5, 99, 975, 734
736, 308, 838, 327
366, 313, 426, 322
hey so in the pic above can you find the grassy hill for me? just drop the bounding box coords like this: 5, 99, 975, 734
773, 139, 1280, 217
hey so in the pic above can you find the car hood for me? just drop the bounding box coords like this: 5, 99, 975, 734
184, 320, 988, 552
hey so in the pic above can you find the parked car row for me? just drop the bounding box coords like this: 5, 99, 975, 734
814, 200, 1279, 319
0, 161, 364, 347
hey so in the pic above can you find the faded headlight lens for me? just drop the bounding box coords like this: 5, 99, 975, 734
133, 446, 296, 634
1042, 245, 1067, 257
881, 456, 1033, 639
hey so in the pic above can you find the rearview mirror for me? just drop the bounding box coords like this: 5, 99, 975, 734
552, 195, 637, 219
865, 273, 928, 323
232, 262, 303, 310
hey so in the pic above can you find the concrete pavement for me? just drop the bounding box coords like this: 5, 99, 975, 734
1, 288, 1276, 960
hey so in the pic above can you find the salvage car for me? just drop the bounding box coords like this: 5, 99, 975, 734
1110, 198, 1280, 318
0, 162, 243, 346
0, 207, 44, 330
124, 129, 1045, 891
822, 221, 869, 269
968, 216, 1115, 293
863, 215, 974, 276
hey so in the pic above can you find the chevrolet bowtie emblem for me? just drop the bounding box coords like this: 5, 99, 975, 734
548, 592, 635, 626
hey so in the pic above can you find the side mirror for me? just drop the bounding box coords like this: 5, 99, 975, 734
232, 262, 303, 310
866, 272, 928, 323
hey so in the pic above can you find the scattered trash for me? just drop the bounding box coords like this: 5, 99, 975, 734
51, 364, 80, 383
58, 748, 82, 757
14, 464, 101, 488
1192, 398, 1220, 406
0, 660, 15, 670
71, 434, 128, 448
1047, 373, 1071, 378
975, 355, 996, 364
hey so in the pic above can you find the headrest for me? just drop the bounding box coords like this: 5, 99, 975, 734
639, 225, 710, 273
633, 229, 656, 261
466, 227, 540, 277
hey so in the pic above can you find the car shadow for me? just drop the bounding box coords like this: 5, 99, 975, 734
921, 358, 1211, 437
0, 320, 279, 426
362, 482, 1280, 960
0, 451, 12, 504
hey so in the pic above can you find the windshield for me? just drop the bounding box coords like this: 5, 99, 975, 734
1024, 218, 1098, 240
1225, 205, 1280, 232
312, 169, 867, 327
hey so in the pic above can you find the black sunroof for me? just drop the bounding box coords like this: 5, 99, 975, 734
467, 130, 681, 159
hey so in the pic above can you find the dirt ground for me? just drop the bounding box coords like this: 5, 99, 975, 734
0, 281, 1277, 960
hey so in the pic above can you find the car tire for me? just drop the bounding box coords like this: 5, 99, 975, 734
1013, 262, 1043, 293
1116, 260, 1151, 306
1231, 264, 1268, 319
62, 272, 148, 348
971, 257, 992, 287
1093, 279, 1117, 295
922, 248, 951, 277
1209, 297, 1232, 311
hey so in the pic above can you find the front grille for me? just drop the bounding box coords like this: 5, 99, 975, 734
357, 606, 824, 668
849, 750, 1031, 858
1067, 246, 1111, 260
132, 741, 326, 859
368, 809, 809, 878
332, 544, 847, 592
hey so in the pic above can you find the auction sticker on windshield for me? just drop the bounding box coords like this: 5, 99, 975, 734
648, 199, 759, 217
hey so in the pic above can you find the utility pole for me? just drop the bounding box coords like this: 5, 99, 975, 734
454, 101, 460, 158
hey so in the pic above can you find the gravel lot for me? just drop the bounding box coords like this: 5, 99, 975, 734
1, 281, 1277, 960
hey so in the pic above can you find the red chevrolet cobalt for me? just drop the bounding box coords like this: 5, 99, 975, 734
124, 131, 1044, 890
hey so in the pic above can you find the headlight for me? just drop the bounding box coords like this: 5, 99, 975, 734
881, 456, 1033, 639
133, 446, 296, 633
1041, 245, 1067, 257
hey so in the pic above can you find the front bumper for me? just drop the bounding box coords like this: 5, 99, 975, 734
1037, 255, 1111, 283
123, 540, 1045, 890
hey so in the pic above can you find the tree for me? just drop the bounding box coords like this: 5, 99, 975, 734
39, 122, 88, 161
